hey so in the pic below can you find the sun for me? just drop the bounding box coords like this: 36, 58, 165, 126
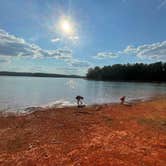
60, 19, 73, 35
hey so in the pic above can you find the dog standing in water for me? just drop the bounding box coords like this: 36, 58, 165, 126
76, 96, 84, 107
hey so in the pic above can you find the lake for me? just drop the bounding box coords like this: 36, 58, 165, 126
0, 76, 166, 113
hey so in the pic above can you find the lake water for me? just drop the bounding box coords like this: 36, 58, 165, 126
0, 76, 166, 113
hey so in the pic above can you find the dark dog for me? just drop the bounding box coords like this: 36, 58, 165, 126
76, 96, 84, 107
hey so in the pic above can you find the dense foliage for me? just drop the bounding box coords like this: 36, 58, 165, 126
86, 62, 166, 82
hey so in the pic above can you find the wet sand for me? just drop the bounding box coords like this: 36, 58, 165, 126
0, 97, 166, 166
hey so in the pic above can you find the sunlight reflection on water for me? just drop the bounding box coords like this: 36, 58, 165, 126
0, 76, 166, 112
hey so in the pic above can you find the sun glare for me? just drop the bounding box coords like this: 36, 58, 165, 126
60, 19, 73, 35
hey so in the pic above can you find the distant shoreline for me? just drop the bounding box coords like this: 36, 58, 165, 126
0, 71, 84, 78
1, 72, 166, 83
86, 62, 166, 82
86, 78, 166, 83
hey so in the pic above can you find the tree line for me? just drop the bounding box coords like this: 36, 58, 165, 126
0, 71, 83, 78
86, 62, 166, 82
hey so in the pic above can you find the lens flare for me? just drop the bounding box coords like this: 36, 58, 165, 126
60, 19, 73, 35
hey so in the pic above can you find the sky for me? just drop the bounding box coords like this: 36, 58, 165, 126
0, 0, 166, 76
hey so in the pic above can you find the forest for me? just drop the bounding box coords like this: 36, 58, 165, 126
86, 62, 166, 82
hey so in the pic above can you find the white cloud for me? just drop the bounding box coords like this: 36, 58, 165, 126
0, 28, 72, 60
123, 45, 137, 54
94, 52, 118, 59
51, 38, 61, 42
69, 59, 91, 68
68, 35, 79, 41
95, 41, 166, 61
0, 29, 44, 58
53, 49, 73, 60
123, 41, 166, 61
0, 28, 91, 73
51, 36, 79, 43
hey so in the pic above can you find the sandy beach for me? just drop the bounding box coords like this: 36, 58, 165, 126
0, 97, 166, 166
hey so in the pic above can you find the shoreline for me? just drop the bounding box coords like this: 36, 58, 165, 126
0, 94, 166, 117
0, 96, 166, 165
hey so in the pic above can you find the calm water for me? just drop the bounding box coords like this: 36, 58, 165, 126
0, 76, 166, 112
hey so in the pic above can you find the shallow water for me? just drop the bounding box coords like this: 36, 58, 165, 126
0, 76, 166, 112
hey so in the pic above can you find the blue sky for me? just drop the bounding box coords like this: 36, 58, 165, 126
0, 0, 166, 75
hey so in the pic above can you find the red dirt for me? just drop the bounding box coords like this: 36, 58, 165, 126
0, 98, 166, 166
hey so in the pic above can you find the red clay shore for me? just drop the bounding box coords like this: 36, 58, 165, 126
0, 98, 166, 166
